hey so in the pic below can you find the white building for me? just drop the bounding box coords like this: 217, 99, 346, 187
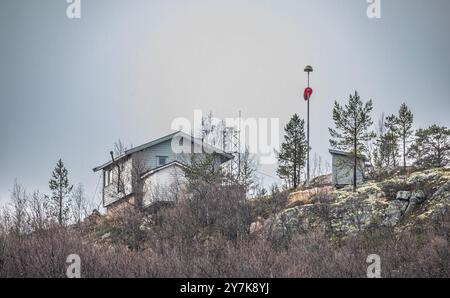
93, 131, 233, 216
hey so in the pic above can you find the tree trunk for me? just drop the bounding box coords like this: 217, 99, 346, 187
403, 133, 406, 173
353, 138, 357, 192
293, 143, 297, 189
393, 152, 396, 168
59, 196, 62, 225
293, 164, 297, 189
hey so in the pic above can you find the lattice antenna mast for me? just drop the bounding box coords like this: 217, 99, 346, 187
222, 111, 242, 181
237, 110, 242, 181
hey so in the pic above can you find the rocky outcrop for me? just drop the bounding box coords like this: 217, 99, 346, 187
287, 186, 334, 208
417, 181, 450, 221
396, 191, 411, 201
267, 168, 450, 239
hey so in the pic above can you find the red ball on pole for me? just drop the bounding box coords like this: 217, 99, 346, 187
304, 87, 313, 101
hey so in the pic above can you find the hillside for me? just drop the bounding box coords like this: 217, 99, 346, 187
1, 168, 449, 278
262, 168, 450, 240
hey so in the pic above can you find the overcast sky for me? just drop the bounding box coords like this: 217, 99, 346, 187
1, 0, 449, 205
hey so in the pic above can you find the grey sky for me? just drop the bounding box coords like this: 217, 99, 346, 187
1, 0, 449, 204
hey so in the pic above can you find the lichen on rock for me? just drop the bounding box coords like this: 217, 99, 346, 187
266, 168, 450, 239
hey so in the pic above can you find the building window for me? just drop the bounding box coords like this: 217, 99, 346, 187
157, 156, 168, 166
104, 169, 112, 187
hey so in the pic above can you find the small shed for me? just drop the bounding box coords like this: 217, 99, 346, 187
329, 149, 368, 187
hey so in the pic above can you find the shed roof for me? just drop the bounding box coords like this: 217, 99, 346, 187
329, 149, 368, 161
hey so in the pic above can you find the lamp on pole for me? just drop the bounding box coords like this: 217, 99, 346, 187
304, 65, 313, 185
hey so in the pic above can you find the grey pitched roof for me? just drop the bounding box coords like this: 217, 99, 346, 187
93, 131, 234, 172
329, 149, 368, 161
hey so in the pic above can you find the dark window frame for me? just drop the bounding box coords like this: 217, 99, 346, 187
157, 156, 168, 166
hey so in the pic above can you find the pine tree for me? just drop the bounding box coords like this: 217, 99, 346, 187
277, 114, 307, 189
397, 103, 414, 171
238, 147, 257, 196
385, 114, 400, 168
184, 153, 224, 185
375, 130, 399, 170
386, 103, 414, 171
409, 125, 450, 168
49, 159, 73, 225
329, 91, 375, 192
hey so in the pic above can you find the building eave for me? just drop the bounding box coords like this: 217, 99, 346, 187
92, 152, 128, 172
329, 149, 368, 161
93, 130, 233, 173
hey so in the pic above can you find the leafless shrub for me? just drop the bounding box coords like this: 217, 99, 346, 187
0, 179, 448, 278
251, 185, 289, 220
0, 213, 448, 277
10, 180, 29, 235
29, 191, 50, 232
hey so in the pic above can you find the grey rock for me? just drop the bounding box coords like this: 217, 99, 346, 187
425, 182, 450, 219
268, 204, 328, 240
410, 190, 427, 204
384, 200, 409, 225
264, 169, 450, 239
405, 201, 417, 215
408, 171, 439, 185
396, 191, 411, 201
405, 190, 427, 214
430, 181, 450, 202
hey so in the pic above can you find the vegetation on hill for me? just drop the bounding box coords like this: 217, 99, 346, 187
0, 93, 449, 278
0, 166, 449, 278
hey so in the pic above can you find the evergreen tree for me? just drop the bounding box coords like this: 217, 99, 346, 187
386, 103, 414, 171
329, 91, 375, 191
409, 125, 450, 168
49, 159, 73, 225
238, 147, 257, 196
184, 153, 224, 186
385, 114, 400, 168
376, 130, 399, 169
277, 114, 307, 189
397, 103, 414, 171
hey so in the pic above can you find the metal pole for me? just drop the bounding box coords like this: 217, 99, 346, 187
307, 72, 310, 184
303, 65, 313, 186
